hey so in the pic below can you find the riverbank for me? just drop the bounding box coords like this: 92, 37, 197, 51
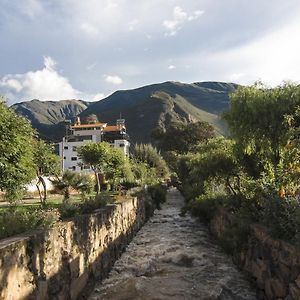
89, 188, 256, 299
0, 194, 150, 300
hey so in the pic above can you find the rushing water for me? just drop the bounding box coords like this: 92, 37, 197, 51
89, 188, 256, 300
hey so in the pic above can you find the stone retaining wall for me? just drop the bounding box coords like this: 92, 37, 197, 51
0, 196, 150, 300
210, 209, 300, 299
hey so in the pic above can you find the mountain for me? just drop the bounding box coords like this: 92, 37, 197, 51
12, 99, 90, 141
81, 81, 238, 142
12, 81, 238, 143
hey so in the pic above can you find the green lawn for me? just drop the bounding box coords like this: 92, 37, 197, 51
0, 194, 84, 211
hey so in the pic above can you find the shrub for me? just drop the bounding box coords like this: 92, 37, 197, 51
80, 192, 114, 214
258, 194, 300, 242
148, 184, 167, 209
0, 208, 59, 240
58, 202, 79, 219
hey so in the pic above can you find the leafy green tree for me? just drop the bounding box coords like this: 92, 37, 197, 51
0, 98, 36, 201
177, 137, 238, 201
105, 147, 126, 190
33, 140, 61, 204
223, 81, 300, 177
78, 142, 125, 192
154, 121, 215, 154
132, 143, 169, 178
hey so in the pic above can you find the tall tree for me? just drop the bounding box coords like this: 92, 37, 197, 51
33, 140, 61, 204
155, 121, 215, 154
132, 143, 169, 178
223, 82, 300, 177
0, 98, 36, 201
78, 142, 125, 193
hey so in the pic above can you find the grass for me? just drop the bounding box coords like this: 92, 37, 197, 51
0, 194, 84, 211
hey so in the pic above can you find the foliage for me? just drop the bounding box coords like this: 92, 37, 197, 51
177, 137, 238, 202
85, 114, 99, 124
147, 184, 168, 209
0, 98, 36, 201
33, 139, 61, 204
130, 160, 159, 185
51, 171, 94, 202
155, 121, 215, 154
78, 142, 125, 192
0, 207, 59, 240
176, 82, 300, 247
223, 81, 300, 177
132, 143, 169, 178
105, 147, 126, 190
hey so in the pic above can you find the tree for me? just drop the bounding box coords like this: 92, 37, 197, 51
177, 137, 238, 201
0, 98, 36, 201
78, 142, 125, 193
33, 140, 61, 204
132, 143, 169, 178
85, 114, 99, 124
154, 121, 215, 154
223, 82, 300, 177
105, 147, 126, 190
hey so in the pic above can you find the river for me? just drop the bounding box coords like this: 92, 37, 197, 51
89, 188, 256, 300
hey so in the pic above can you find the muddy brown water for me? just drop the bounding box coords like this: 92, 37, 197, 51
89, 188, 256, 300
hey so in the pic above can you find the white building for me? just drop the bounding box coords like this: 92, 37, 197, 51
58, 117, 130, 172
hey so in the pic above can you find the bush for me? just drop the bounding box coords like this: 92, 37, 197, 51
218, 221, 250, 255
0, 208, 59, 240
58, 202, 79, 219
80, 192, 114, 214
148, 184, 167, 209
188, 194, 223, 224
258, 194, 300, 242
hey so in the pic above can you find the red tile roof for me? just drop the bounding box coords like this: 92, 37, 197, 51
71, 122, 106, 129
103, 125, 124, 132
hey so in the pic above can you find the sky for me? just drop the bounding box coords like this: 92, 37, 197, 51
0, 0, 300, 105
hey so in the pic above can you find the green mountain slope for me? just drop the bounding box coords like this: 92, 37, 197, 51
12, 81, 237, 143
12, 99, 90, 141
81, 81, 237, 142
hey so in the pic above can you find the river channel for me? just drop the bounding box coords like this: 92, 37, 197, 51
89, 188, 256, 300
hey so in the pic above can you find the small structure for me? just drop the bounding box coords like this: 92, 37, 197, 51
58, 117, 130, 172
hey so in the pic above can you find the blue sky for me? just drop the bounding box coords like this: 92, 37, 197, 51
1, 0, 300, 104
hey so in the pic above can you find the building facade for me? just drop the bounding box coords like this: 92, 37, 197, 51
58, 117, 130, 172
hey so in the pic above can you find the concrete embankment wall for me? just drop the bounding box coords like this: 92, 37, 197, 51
0, 196, 150, 300
210, 209, 300, 300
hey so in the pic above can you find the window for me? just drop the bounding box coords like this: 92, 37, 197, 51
119, 143, 125, 147
63, 156, 66, 159
73, 146, 77, 151
64, 146, 68, 150
71, 157, 77, 161
72, 166, 76, 171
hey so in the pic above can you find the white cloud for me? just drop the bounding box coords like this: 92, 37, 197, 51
80, 23, 99, 35
163, 6, 204, 36
188, 10, 204, 21
90, 93, 105, 101
214, 14, 300, 86
104, 75, 123, 85
21, 0, 44, 19
168, 65, 176, 70
128, 19, 139, 31
0, 56, 81, 104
